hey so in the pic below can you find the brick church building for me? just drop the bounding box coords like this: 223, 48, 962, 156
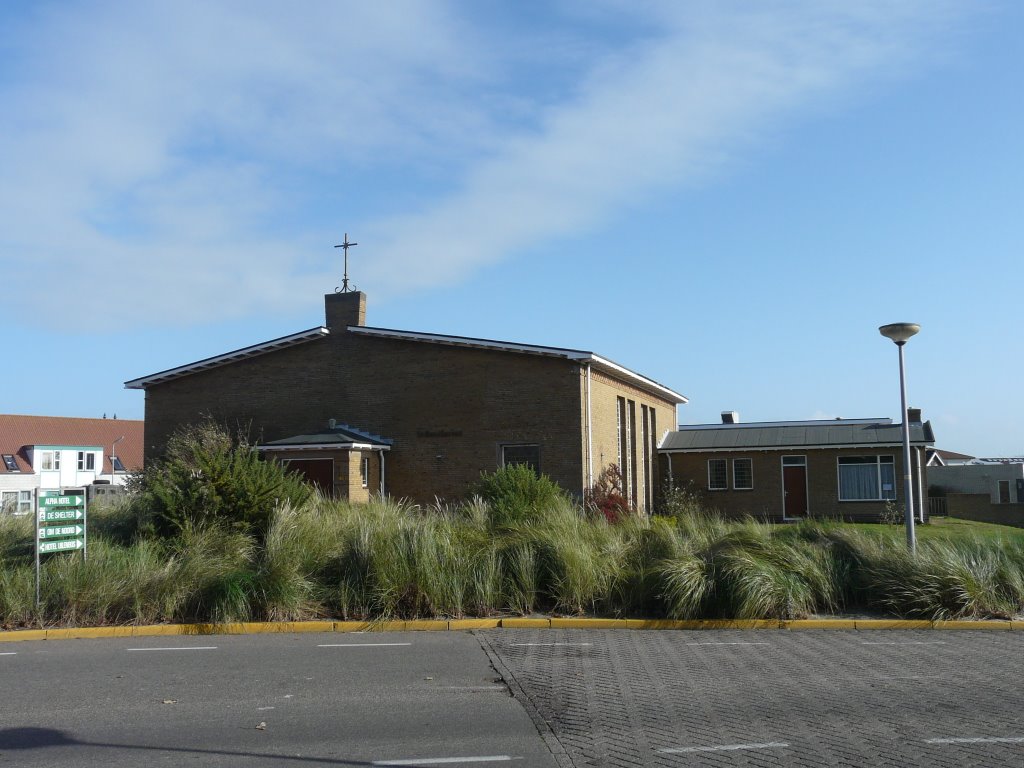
126, 292, 686, 510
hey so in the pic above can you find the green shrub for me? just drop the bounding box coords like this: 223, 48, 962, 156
471, 464, 568, 528
137, 420, 312, 539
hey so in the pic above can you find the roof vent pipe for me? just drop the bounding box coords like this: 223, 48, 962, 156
721, 411, 739, 424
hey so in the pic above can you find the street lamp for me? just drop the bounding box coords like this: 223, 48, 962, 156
879, 322, 920, 552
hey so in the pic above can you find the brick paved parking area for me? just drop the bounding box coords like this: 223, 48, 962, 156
479, 629, 1024, 767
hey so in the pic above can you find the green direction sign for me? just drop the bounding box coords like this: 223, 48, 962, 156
38, 508, 84, 522
38, 525, 84, 540
39, 539, 84, 554
39, 493, 85, 508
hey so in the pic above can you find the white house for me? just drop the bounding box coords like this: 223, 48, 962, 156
0, 415, 143, 514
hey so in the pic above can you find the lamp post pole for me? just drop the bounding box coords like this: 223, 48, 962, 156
879, 323, 920, 553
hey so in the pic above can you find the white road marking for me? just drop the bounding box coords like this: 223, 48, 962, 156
862, 641, 946, 645
508, 642, 593, 647
660, 741, 789, 754
373, 757, 515, 765
925, 736, 1024, 745
0, 652, 16, 656
257, 706, 275, 711
685, 642, 770, 646
317, 643, 412, 648
441, 686, 507, 692
126, 646, 218, 652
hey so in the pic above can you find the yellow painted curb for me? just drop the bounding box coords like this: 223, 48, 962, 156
1011, 621, 1024, 631
783, 620, 857, 630
932, 620, 1012, 630
701, 619, 782, 630
501, 618, 551, 629
550, 618, 622, 629
621, 620, 692, 630
132, 624, 197, 637
46, 626, 135, 640
0, 629, 48, 642
334, 621, 374, 633
854, 620, 932, 630
448, 619, 501, 630
404, 620, 449, 632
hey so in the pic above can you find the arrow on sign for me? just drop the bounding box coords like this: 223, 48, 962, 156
38, 509, 84, 522
39, 539, 84, 554
38, 525, 85, 539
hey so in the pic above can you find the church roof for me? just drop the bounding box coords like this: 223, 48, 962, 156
125, 323, 687, 404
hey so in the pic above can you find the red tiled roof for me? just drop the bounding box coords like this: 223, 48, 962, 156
0, 415, 144, 474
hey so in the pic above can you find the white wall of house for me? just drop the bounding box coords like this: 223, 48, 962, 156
0, 445, 131, 514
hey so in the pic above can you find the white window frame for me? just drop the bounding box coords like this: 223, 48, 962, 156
361, 456, 370, 488
708, 458, 728, 491
78, 451, 96, 471
41, 450, 59, 471
837, 455, 896, 501
733, 458, 753, 490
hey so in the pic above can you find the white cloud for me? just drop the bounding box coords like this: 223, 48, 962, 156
0, 0, 969, 328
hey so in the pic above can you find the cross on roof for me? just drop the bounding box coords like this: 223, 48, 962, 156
334, 233, 359, 293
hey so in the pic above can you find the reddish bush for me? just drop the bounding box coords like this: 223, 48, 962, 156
585, 464, 634, 523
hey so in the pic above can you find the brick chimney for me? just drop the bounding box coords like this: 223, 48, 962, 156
325, 291, 366, 330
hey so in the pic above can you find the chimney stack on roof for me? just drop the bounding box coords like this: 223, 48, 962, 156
907, 407, 922, 424
325, 291, 367, 330
721, 411, 739, 424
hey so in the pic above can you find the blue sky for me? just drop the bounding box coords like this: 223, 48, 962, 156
3, 1, 1021, 457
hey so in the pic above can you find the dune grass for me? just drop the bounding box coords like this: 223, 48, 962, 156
2, 485, 1023, 629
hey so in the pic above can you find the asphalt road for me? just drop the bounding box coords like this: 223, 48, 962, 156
3, 629, 1023, 767
0, 631, 559, 767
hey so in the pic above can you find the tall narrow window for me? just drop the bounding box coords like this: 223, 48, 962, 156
627, 400, 638, 507
361, 456, 370, 488
998, 480, 1011, 504
708, 459, 728, 490
733, 458, 753, 490
616, 397, 626, 474
638, 405, 647, 514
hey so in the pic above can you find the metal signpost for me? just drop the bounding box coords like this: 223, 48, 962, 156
36, 489, 87, 605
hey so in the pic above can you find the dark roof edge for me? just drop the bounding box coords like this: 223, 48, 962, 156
124, 327, 329, 389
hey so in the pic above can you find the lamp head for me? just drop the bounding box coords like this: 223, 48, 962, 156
879, 323, 920, 345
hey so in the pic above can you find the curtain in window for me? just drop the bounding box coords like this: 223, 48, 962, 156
839, 464, 878, 500
880, 462, 896, 500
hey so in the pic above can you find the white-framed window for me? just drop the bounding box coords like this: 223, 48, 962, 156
708, 458, 728, 490
361, 456, 370, 488
78, 452, 96, 471
1, 490, 32, 515
838, 455, 896, 501
501, 444, 540, 474
41, 450, 59, 471
733, 458, 753, 490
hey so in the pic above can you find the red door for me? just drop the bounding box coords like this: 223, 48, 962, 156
284, 459, 335, 495
783, 465, 807, 518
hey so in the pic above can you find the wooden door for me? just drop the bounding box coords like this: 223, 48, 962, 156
783, 464, 808, 518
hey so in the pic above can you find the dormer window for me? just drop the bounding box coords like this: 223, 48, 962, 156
111, 455, 126, 472
2, 455, 18, 472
